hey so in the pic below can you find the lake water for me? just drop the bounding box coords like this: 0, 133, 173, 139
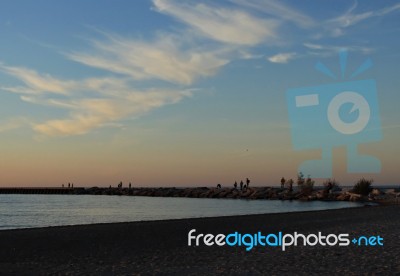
0, 194, 363, 230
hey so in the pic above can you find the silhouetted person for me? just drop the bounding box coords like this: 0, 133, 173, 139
246, 178, 250, 188
240, 181, 243, 190
109, 185, 112, 189
62, 184, 64, 188
280, 177, 286, 189
68, 183, 70, 188
129, 182, 132, 189
288, 179, 294, 193
217, 184, 221, 189
234, 181, 237, 189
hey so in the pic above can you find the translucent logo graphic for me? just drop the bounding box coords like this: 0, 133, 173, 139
286, 50, 382, 178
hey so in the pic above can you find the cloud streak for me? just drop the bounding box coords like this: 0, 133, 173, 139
324, 2, 400, 37
231, 0, 314, 28
153, 0, 279, 46
68, 33, 229, 86
303, 43, 373, 56
33, 89, 191, 136
1, 65, 74, 95
1, 64, 192, 136
267, 52, 296, 64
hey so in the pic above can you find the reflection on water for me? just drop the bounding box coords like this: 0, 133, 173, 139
0, 194, 363, 230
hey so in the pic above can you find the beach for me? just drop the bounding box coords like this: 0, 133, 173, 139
0, 205, 399, 275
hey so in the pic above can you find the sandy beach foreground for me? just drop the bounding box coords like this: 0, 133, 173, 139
0, 205, 399, 275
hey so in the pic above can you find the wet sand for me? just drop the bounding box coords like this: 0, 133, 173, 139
0, 205, 399, 275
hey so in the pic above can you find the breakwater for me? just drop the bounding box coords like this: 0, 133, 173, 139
0, 187, 84, 195
0, 186, 398, 203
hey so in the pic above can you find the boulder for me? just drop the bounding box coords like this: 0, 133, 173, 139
371, 189, 382, 196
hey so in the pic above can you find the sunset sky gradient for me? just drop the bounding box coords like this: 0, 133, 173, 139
0, 0, 399, 187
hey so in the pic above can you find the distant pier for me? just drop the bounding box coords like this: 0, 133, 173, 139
0, 187, 84, 195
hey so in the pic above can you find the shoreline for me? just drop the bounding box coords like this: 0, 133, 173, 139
1, 205, 399, 274
0, 204, 367, 233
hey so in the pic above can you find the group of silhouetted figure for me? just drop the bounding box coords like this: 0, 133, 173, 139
61, 183, 74, 189
62, 181, 134, 189
216, 178, 251, 191
114, 182, 132, 189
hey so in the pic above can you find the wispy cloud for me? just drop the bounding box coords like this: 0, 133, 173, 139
2, 0, 398, 137
303, 43, 373, 55
68, 0, 283, 86
238, 50, 264, 60
6, 0, 270, 136
267, 42, 373, 65
0, 65, 74, 95
68, 33, 229, 86
153, 0, 278, 46
33, 89, 191, 136
267, 52, 297, 64
1, 64, 192, 136
324, 2, 400, 37
231, 0, 314, 28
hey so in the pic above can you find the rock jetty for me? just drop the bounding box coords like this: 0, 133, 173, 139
87, 186, 400, 203
1, 186, 399, 204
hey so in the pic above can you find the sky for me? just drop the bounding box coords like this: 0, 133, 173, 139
0, 0, 399, 187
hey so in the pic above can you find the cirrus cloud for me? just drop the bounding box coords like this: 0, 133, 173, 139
0, 65, 75, 95
267, 52, 296, 64
153, 0, 279, 46
67, 33, 230, 86
1, 63, 193, 136
33, 89, 192, 136
3, 0, 398, 137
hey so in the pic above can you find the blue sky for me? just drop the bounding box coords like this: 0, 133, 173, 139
0, 0, 399, 186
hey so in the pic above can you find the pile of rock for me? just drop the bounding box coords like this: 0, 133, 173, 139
368, 188, 400, 205
76, 186, 400, 204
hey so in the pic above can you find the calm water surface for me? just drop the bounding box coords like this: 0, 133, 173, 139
0, 194, 363, 230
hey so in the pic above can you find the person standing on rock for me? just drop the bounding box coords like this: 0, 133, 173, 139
281, 177, 286, 189
240, 181, 243, 191
288, 179, 294, 193
234, 181, 238, 189
246, 178, 250, 188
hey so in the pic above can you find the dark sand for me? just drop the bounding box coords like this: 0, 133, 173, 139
0, 205, 399, 275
